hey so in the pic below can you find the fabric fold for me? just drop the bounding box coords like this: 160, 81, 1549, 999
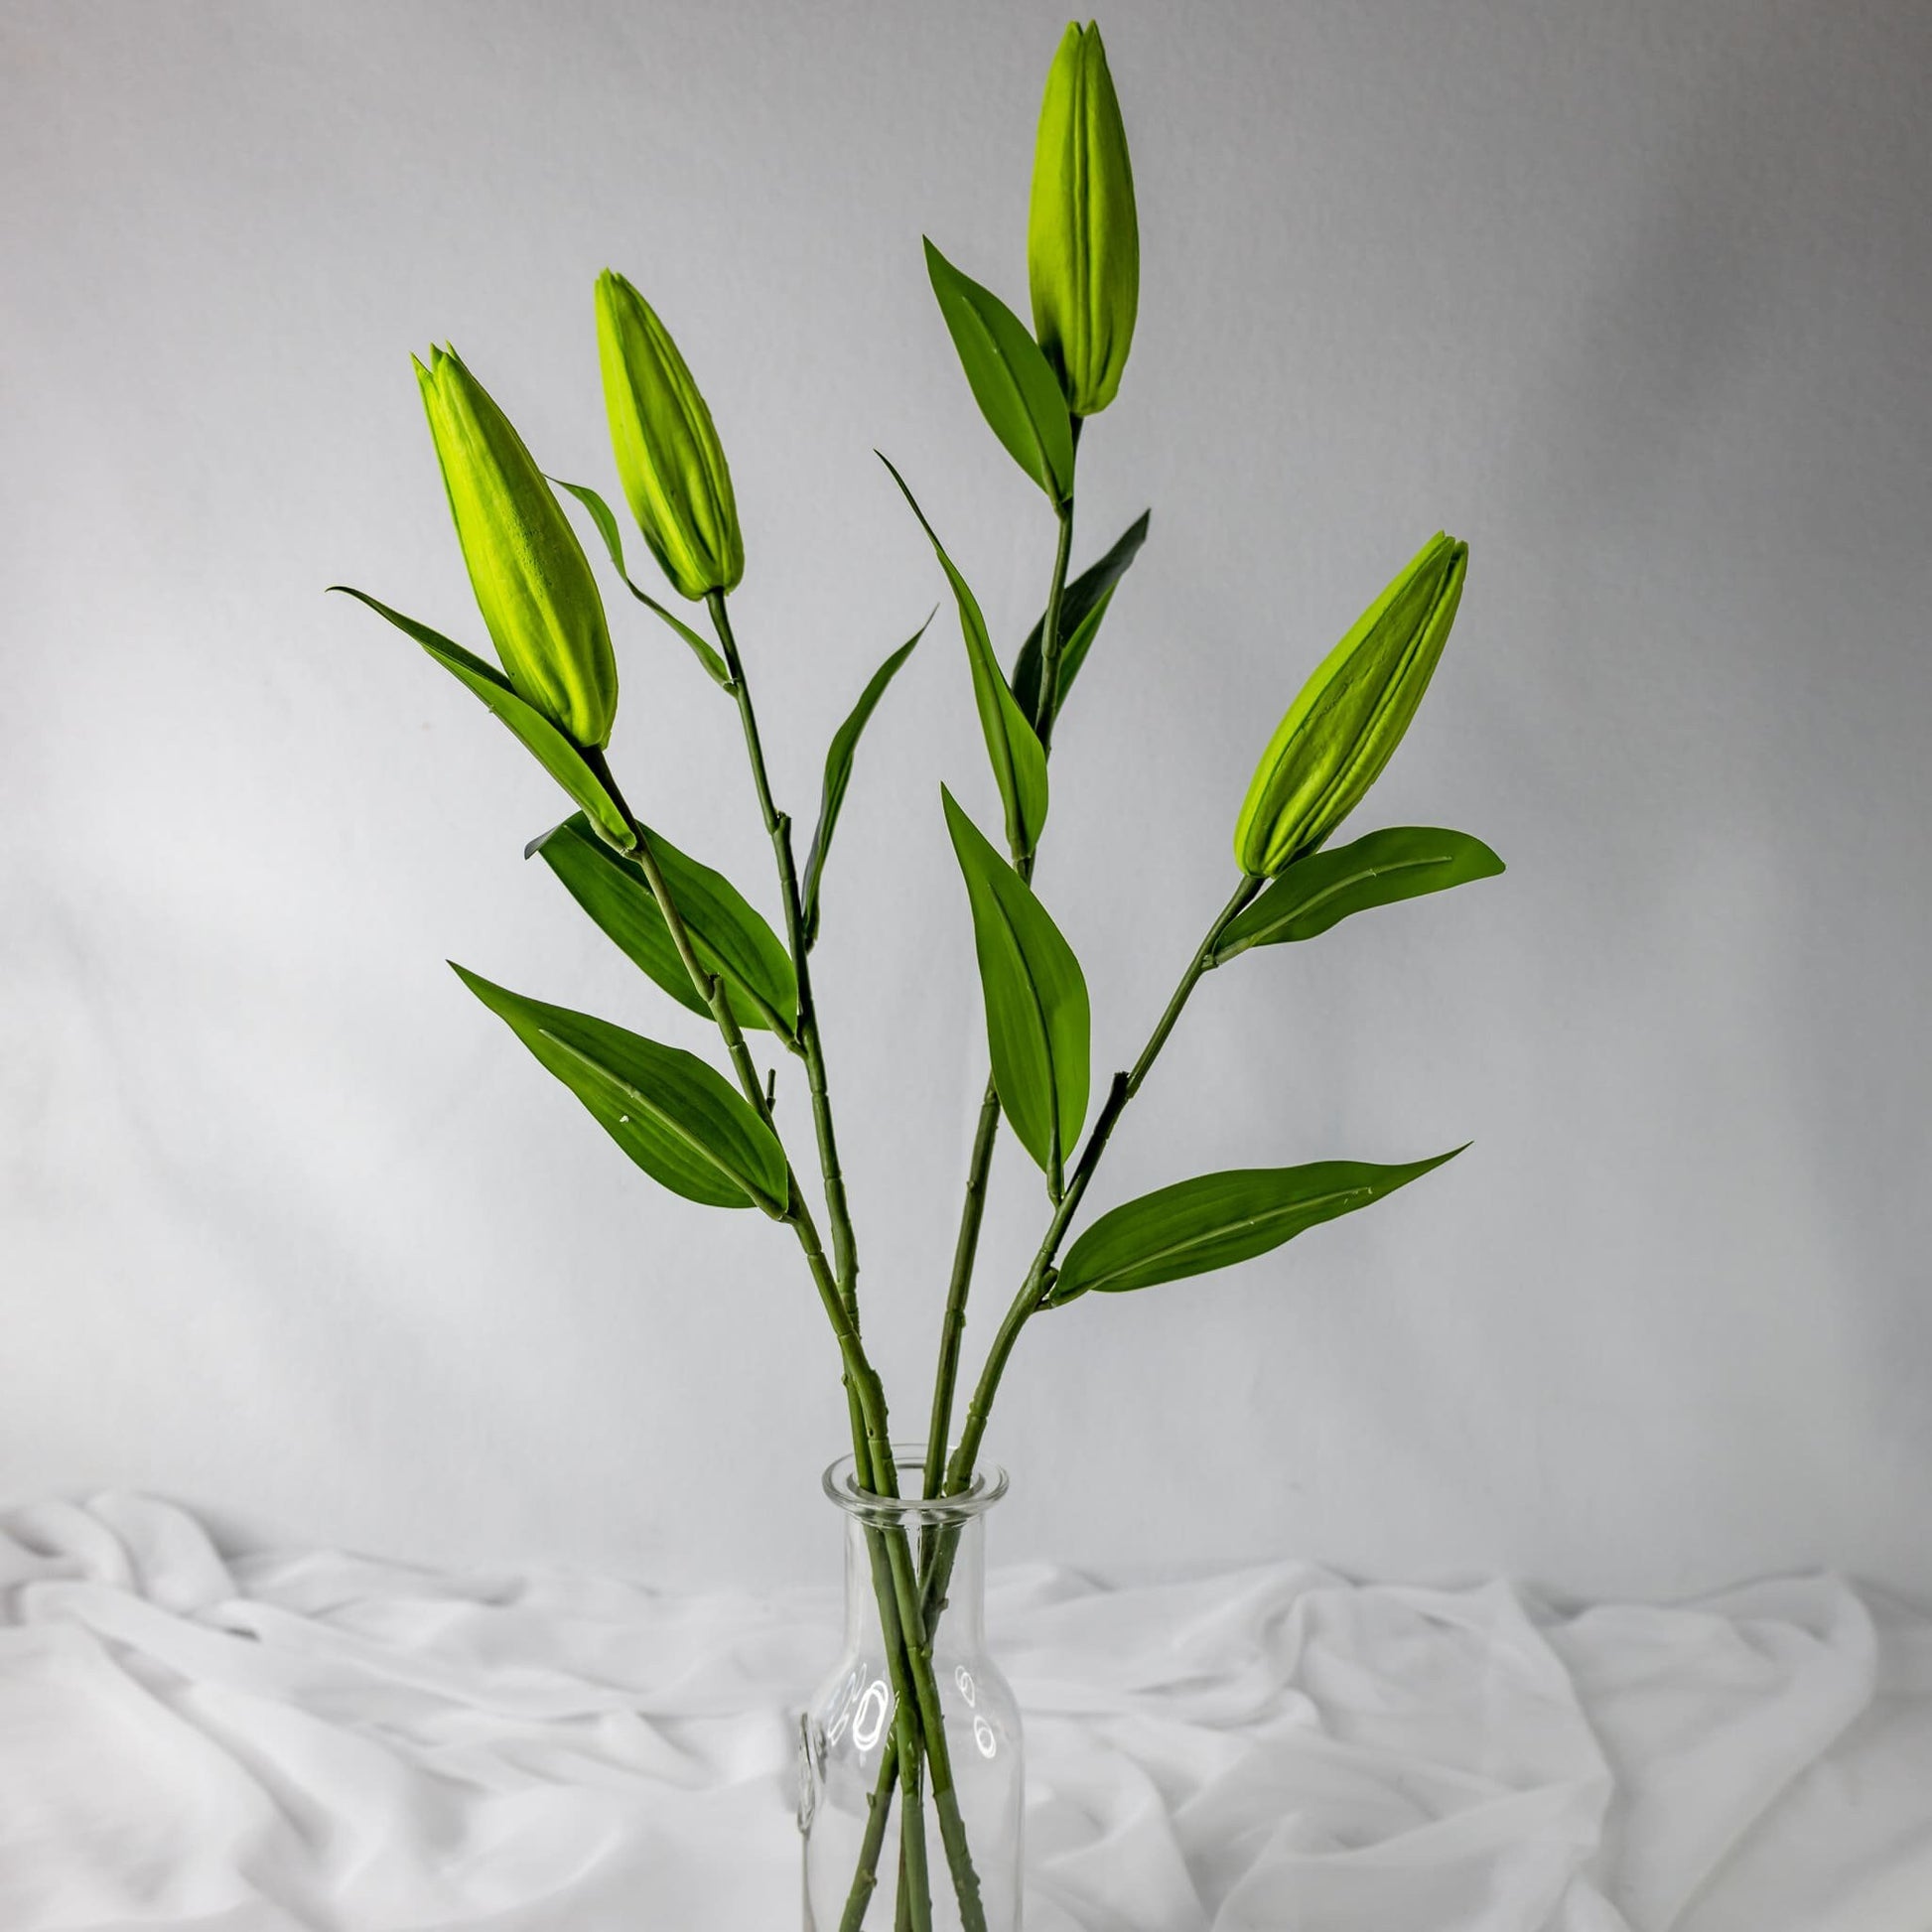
1, 1495, 1924, 1931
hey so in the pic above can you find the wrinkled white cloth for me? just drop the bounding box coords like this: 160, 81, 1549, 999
2, 1497, 1927, 1931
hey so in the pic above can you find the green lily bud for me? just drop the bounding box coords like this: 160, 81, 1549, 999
595, 269, 744, 602
415, 345, 619, 749
1028, 21, 1139, 417
1234, 534, 1469, 877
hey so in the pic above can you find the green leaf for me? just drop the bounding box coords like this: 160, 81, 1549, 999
551, 477, 733, 689
1213, 827, 1505, 961
924, 237, 1075, 503
529, 813, 798, 1036
1011, 509, 1150, 722
1048, 1149, 1466, 1304
882, 456, 1048, 858
331, 587, 635, 851
802, 614, 931, 949
551, 474, 629, 570
453, 965, 788, 1211
942, 786, 1089, 1195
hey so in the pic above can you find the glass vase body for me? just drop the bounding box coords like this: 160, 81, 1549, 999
799, 1446, 1022, 1931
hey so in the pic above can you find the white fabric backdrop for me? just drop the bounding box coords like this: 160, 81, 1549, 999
5, 1496, 1929, 1931
3, 0, 1931, 1598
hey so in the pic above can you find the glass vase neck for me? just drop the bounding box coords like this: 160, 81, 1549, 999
821, 1442, 1008, 1654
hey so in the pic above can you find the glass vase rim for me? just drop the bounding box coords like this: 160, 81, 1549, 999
821, 1439, 1010, 1524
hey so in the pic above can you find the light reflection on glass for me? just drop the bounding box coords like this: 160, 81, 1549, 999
826, 1669, 860, 1746
852, 1679, 891, 1752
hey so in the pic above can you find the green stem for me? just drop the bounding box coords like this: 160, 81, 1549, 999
839, 1378, 926, 1932
842, 1712, 901, 1932
1033, 491, 1077, 756
708, 591, 863, 1320
920, 1078, 1001, 1503
1120, 882, 1258, 1103
945, 874, 1262, 1493
862, 1509, 930, 1931
697, 602, 984, 1931
943, 1071, 1129, 1497
897, 1735, 929, 1932
903, 872, 1264, 1674
805, 1222, 942, 1932
580, 748, 777, 1140
585, 744, 947, 1929
920, 483, 1078, 1506
861, 479, 1081, 1922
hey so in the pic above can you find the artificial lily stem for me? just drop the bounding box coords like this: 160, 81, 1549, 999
858, 476, 1084, 1913
579, 748, 775, 1139
1126, 875, 1265, 1099
699, 598, 986, 1931
707, 592, 863, 1324
920, 1077, 1002, 1505
920, 480, 1079, 1507
943, 873, 1265, 1500
871, 881, 1268, 1852
1033, 493, 1077, 759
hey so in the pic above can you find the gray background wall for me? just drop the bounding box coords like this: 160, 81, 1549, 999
3, 0, 1928, 1599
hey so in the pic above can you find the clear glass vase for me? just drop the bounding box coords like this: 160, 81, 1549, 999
799, 1443, 1022, 1931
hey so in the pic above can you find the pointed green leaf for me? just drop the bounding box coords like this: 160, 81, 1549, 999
1048, 1149, 1466, 1304
1011, 509, 1150, 722
551, 474, 629, 573
942, 786, 1089, 1194
882, 457, 1048, 858
529, 813, 798, 1036
552, 478, 733, 689
802, 615, 931, 948
453, 965, 786, 1211
924, 237, 1075, 503
1213, 828, 1505, 961
331, 587, 634, 851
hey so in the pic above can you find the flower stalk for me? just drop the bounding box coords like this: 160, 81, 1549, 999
921, 436, 1081, 1508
